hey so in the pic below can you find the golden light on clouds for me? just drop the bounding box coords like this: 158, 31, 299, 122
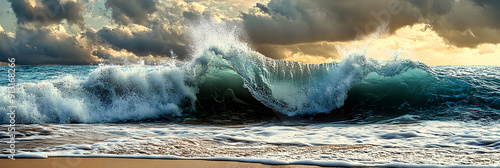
282, 50, 336, 64
283, 24, 500, 66
2, 0, 500, 65
257, 42, 340, 64
366, 24, 500, 65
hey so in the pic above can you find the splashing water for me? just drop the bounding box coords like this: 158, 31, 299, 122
0, 21, 498, 123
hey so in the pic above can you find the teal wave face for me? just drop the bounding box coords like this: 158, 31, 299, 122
1, 59, 499, 124
1, 21, 499, 124
187, 21, 432, 116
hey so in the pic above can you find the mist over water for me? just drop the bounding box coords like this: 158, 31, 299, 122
0, 21, 499, 124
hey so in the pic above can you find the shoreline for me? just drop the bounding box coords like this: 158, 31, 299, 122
2, 122, 499, 167
0, 157, 371, 168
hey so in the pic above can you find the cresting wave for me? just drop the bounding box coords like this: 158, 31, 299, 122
1, 21, 499, 123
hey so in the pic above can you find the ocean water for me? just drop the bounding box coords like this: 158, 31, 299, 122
1, 22, 499, 167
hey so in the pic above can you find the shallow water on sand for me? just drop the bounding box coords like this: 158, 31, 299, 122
2, 121, 499, 167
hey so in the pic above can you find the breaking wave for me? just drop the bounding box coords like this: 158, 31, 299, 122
1, 21, 499, 123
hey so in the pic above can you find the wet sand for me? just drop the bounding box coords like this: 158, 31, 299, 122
0, 158, 352, 168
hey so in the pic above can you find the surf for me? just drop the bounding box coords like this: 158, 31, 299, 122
0, 21, 499, 124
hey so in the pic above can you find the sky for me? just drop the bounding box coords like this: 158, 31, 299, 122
0, 0, 499, 65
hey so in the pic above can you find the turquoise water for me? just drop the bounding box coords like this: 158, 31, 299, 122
1, 62, 499, 124
1, 22, 499, 167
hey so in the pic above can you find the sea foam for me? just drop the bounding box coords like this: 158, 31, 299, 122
0, 21, 498, 123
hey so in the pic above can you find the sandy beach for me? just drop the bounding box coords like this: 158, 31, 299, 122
0, 158, 350, 168
1, 0, 500, 168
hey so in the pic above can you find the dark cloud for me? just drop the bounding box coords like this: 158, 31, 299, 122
8, 0, 85, 27
472, 0, 500, 18
255, 3, 269, 14
3, 0, 500, 65
0, 25, 96, 65
1, 0, 91, 65
241, 0, 422, 59
0, 29, 15, 59
255, 43, 340, 60
242, 0, 420, 45
243, 0, 500, 52
96, 0, 218, 60
1, 0, 193, 65
428, 0, 500, 47
408, 0, 454, 16
182, 11, 199, 21
96, 23, 188, 59
105, 0, 158, 25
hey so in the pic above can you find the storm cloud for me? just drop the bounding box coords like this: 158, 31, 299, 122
1, 0, 500, 65
0, 0, 93, 65
0, 0, 206, 64
96, 24, 187, 58
242, 0, 420, 45
105, 0, 158, 25
8, 0, 85, 27
427, 0, 500, 47
0, 24, 96, 65
243, 0, 500, 48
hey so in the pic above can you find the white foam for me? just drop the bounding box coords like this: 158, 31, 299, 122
3, 121, 499, 167
0, 65, 197, 123
0, 152, 49, 158
188, 20, 428, 116
0, 21, 433, 123
1, 154, 497, 168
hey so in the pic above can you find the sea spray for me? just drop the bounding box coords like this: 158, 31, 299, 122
0, 21, 498, 123
187, 21, 429, 116
0, 65, 197, 123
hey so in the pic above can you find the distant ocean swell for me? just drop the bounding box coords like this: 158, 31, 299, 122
1, 22, 499, 123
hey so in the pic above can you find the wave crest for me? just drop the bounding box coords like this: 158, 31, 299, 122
1, 21, 498, 123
